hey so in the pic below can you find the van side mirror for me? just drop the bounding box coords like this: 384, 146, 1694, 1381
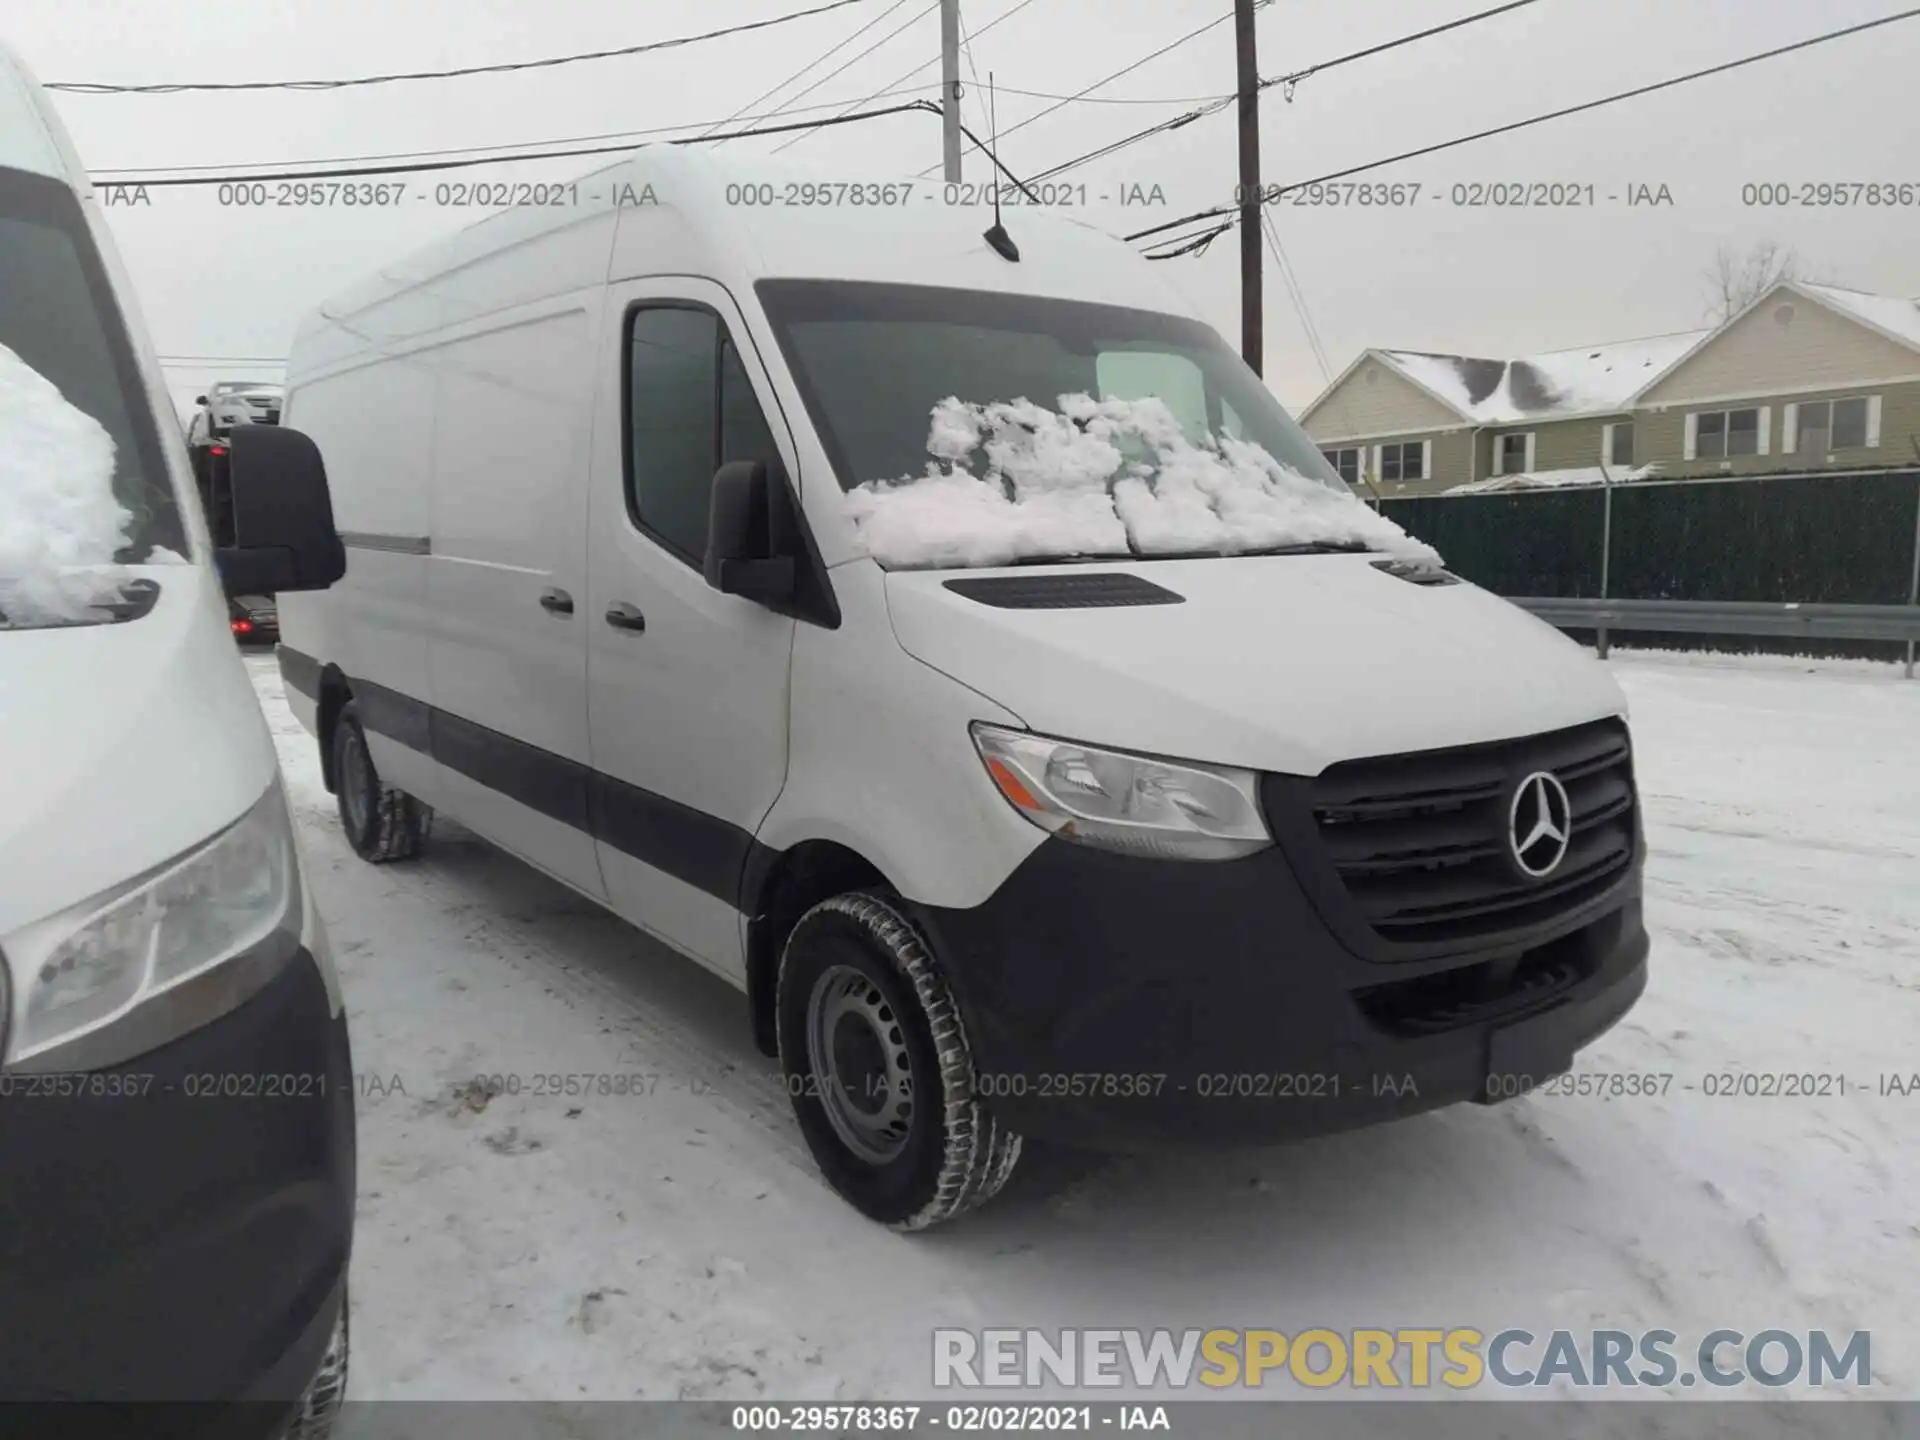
194, 394, 207, 405
705, 460, 795, 606
216, 423, 347, 597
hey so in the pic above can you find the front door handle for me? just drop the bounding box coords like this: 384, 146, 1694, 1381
604, 601, 647, 632
539, 586, 574, 616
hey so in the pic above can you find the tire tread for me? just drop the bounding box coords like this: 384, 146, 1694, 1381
778, 891, 1021, 1231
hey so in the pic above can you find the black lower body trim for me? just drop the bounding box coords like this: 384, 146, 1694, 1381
913, 837, 1649, 1151
432, 705, 591, 832
589, 770, 760, 906
0, 953, 353, 1408
352, 677, 433, 755
304, 664, 770, 910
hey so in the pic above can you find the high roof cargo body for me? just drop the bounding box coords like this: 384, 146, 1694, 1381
273, 141, 1650, 1228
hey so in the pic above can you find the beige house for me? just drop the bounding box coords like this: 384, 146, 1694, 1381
1298, 281, 1920, 497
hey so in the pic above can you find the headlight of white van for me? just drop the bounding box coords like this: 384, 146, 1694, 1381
2, 782, 301, 1069
971, 723, 1271, 861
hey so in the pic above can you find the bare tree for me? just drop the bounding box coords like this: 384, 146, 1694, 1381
1702, 241, 1812, 323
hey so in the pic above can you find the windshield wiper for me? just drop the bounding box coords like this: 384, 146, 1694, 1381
1241, 540, 1378, 556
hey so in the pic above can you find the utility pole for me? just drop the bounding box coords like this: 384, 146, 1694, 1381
941, 0, 963, 183
1235, 0, 1263, 375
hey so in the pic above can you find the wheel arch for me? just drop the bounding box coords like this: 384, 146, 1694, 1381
315, 664, 353, 794
742, 838, 891, 1058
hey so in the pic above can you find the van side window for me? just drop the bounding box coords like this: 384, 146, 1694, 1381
625, 306, 783, 564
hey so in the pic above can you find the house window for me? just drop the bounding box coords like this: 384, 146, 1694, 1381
1797, 396, 1872, 454
1380, 441, 1425, 483
1696, 407, 1761, 459
1609, 423, 1634, 467
1321, 446, 1360, 484
1498, 433, 1530, 474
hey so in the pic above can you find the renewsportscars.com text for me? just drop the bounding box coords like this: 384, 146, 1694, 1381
932, 1327, 1871, 1391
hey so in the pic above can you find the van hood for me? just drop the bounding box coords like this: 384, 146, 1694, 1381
883, 555, 1628, 777
0, 565, 279, 935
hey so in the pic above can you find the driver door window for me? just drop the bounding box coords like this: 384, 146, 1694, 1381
625, 306, 783, 566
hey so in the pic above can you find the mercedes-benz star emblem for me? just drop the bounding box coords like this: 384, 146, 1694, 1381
1507, 771, 1572, 879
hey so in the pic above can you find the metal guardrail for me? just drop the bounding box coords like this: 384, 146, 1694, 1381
1506, 597, 1920, 677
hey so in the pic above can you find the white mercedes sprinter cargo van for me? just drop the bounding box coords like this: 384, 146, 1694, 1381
276, 147, 1648, 1229
1, 40, 354, 1428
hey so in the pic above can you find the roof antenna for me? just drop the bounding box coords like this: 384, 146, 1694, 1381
982, 71, 1020, 262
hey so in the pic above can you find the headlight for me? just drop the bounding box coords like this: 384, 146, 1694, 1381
2, 782, 301, 1069
971, 723, 1271, 861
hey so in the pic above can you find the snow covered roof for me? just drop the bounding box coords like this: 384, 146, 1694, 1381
1382, 330, 1711, 426
1794, 283, 1920, 354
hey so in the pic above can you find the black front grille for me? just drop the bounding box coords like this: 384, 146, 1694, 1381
1308, 718, 1637, 948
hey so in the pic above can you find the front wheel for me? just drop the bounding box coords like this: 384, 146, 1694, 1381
776, 891, 1021, 1229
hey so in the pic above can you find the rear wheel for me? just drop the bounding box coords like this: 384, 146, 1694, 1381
776, 891, 1021, 1229
331, 700, 431, 863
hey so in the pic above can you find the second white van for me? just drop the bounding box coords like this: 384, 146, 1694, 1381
274, 148, 1649, 1228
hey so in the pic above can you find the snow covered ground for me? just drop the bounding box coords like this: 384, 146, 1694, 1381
242, 647, 1920, 1406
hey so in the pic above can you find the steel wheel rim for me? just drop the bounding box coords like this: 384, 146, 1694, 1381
806, 963, 915, 1165
340, 729, 372, 837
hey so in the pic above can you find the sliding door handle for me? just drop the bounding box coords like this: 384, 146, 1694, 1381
539, 587, 574, 616
604, 602, 647, 632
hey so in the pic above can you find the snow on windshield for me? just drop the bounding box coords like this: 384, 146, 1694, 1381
0, 342, 135, 625
843, 395, 1441, 569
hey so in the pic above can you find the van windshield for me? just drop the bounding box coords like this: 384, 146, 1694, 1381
753, 279, 1404, 568
1, 165, 187, 585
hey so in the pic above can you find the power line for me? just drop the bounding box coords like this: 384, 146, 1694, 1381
1266, 207, 1380, 503
1028, 95, 1230, 185
1260, 210, 1350, 431
1266, 0, 1540, 97
914, 4, 1255, 179
1032, 0, 1544, 186
755, 0, 943, 150
47, 0, 877, 93
96, 101, 941, 186
770, 0, 1050, 153
701, 0, 921, 141
93, 89, 946, 178
996, 83, 1232, 105
956, 0, 990, 136
1127, 5, 1920, 245
769, 0, 1048, 152
1142, 217, 1236, 260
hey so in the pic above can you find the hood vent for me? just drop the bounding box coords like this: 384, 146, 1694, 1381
943, 573, 1186, 609
1372, 558, 1460, 587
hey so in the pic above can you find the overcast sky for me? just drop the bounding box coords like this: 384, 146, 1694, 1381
10, 0, 1919, 421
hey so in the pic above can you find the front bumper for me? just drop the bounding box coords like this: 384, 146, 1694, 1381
0, 949, 354, 1425
913, 839, 1647, 1150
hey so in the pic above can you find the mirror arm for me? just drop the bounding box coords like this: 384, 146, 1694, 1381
215, 545, 297, 598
